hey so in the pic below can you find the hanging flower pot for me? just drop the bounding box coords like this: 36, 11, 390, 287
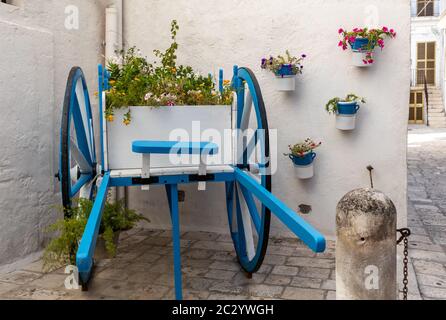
326, 94, 366, 131
338, 27, 396, 67
261, 51, 306, 92
351, 38, 374, 67
336, 101, 361, 130
275, 64, 296, 92
285, 139, 321, 180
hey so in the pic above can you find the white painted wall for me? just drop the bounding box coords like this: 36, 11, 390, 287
123, 0, 410, 238
0, 0, 109, 269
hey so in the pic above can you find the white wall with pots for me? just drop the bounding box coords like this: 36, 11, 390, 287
122, 0, 410, 239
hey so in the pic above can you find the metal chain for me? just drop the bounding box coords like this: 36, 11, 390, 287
397, 228, 411, 300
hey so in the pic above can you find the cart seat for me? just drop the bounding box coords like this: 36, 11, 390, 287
132, 140, 218, 155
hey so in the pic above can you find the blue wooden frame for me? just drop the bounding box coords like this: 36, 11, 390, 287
71, 64, 326, 300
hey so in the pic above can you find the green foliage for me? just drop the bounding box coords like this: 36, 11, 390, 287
105, 20, 234, 124
261, 50, 306, 76
285, 138, 322, 158
325, 94, 366, 114
43, 199, 148, 271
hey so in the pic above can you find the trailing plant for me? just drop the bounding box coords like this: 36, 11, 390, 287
43, 199, 148, 271
325, 94, 366, 114
261, 51, 306, 76
338, 27, 396, 64
285, 139, 322, 158
106, 20, 234, 124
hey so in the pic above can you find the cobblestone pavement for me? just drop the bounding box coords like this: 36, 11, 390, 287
0, 126, 445, 300
407, 127, 446, 300
0, 230, 336, 300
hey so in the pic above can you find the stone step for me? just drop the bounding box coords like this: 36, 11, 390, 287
427, 120, 446, 126
428, 123, 446, 128
428, 109, 445, 114
428, 114, 446, 118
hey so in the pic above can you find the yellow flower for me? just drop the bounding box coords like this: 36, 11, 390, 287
171, 68, 177, 73
134, 77, 140, 81
107, 115, 114, 122
94, 91, 99, 97
123, 119, 131, 126
109, 80, 116, 85
223, 80, 231, 85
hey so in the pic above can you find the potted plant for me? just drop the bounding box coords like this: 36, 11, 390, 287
325, 94, 366, 131
42, 199, 148, 271
338, 27, 396, 67
284, 139, 321, 180
104, 21, 233, 169
261, 51, 306, 92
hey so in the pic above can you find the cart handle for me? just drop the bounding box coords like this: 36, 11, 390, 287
234, 168, 326, 253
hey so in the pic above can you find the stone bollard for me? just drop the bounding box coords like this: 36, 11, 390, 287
336, 188, 397, 300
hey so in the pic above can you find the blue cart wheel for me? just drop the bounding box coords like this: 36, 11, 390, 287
58, 67, 97, 214
226, 67, 271, 274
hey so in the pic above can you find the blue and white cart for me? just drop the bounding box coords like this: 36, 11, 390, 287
57, 65, 326, 300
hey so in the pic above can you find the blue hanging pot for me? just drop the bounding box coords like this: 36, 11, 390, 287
289, 152, 316, 166
350, 38, 372, 52
275, 64, 295, 78
337, 101, 360, 115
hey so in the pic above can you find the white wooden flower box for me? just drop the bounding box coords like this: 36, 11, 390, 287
104, 105, 234, 172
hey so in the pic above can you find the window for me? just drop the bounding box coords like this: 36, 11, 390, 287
417, 42, 436, 85
409, 91, 425, 124
417, 0, 435, 17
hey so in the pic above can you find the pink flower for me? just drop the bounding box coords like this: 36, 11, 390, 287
338, 41, 344, 47
390, 29, 394, 34
167, 101, 175, 106
338, 28, 344, 34
363, 60, 368, 65
349, 36, 356, 43
368, 59, 374, 64
382, 26, 389, 32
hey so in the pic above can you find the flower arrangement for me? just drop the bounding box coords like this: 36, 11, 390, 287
285, 139, 321, 179
325, 94, 366, 114
261, 51, 306, 77
285, 139, 322, 158
105, 20, 233, 124
338, 27, 397, 65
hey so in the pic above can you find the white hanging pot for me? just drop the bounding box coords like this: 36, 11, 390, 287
351, 51, 374, 67
289, 152, 316, 180
336, 114, 357, 131
275, 75, 296, 92
336, 102, 360, 131
294, 163, 314, 180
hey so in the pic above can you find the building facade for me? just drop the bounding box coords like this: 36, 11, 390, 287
410, 0, 446, 126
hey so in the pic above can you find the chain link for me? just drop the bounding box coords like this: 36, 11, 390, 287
397, 228, 411, 301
